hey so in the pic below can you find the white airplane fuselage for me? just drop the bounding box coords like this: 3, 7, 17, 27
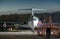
28, 16, 43, 30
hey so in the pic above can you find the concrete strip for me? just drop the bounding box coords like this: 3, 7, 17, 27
0, 32, 37, 35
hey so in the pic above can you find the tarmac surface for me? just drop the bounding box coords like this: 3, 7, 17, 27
0, 32, 60, 39
0, 31, 37, 35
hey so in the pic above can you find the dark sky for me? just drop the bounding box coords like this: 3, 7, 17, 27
0, 0, 60, 15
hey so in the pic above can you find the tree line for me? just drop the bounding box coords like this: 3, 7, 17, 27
0, 11, 60, 24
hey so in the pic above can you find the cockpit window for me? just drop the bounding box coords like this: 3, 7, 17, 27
33, 18, 37, 21
28, 16, 39, 21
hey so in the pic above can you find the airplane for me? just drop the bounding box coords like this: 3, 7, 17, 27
18, 8, 45, 32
